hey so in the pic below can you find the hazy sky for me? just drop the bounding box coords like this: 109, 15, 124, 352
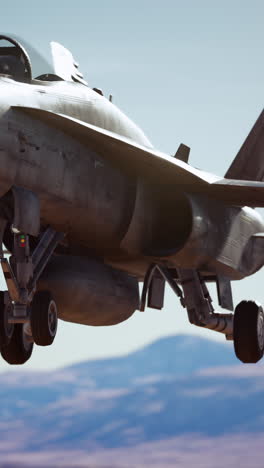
0, 1, 264, 371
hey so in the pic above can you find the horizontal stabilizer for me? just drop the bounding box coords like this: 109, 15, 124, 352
225, 109, 264, 181
208, 178, 264, 207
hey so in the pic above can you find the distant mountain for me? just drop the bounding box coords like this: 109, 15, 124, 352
67, 334, 238, 388
0, 334, 237, 391
0, 334, 263, 458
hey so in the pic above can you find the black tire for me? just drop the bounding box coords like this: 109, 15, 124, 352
1, 324, 33, 365
233, 300, 264, 363
0, 292, 14, 349
30, 291, 58, 346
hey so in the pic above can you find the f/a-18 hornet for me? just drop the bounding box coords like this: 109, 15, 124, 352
0, 34, 263, 365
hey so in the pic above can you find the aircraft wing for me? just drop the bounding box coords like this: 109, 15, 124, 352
12, 106, 264, 207
12, 106, 218, 187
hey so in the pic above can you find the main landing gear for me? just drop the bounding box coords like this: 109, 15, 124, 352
0, 227, 63, 365
1, 323, 33, 365
141, 264, 264, 364
30, 291, 58, 346
233, 301, 264, 363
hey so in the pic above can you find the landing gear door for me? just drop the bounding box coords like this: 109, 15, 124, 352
12, 186, 40, 237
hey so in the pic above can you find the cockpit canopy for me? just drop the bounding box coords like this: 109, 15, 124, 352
0, 35, 32, 81
0, 34, 88, 85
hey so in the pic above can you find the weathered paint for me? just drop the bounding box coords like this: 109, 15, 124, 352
0, 76, 263, 282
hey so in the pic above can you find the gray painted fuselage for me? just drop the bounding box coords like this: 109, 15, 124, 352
0, 76, 263, 282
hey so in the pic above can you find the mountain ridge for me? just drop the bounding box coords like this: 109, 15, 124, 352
0, 333, 263, 456
0, 333, 238, 387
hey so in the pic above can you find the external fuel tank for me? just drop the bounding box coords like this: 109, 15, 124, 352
37, 255, 139, 326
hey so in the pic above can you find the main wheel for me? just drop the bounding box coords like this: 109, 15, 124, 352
233, 300, 264, 363
0, 292, 14, 349
1, 323, 33, 365
30, 291, 58, 346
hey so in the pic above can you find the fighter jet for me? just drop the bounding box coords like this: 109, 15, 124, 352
0, 34, 263, 366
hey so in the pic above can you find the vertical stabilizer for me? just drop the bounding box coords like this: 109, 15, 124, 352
225, 110, 264, 181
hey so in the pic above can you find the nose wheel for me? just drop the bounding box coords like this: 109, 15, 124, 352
233, 300, 264, 363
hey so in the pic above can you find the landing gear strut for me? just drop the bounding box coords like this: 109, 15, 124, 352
0, 226, 63, 364
141, 264, 264, 364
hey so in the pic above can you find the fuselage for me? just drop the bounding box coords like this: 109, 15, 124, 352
0, 77, 142, 254
0, 75, 263, 281
1, 77, 152, 146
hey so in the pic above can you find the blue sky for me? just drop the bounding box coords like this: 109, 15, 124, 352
0, 0, 264, 371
